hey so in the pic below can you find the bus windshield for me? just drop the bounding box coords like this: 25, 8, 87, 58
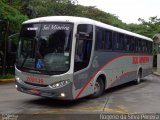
16, 23, 73, 75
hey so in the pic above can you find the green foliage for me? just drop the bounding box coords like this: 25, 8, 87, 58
0, 1, 28, 33
74, 5, 127, 29
20, 0, 127, 30
1, 0, 160, 38
127, 16, 160, 38
21, 0, 77, 18
0, 74, 14, 79
139, 17, 160, 37
1, 0, 160, 74
2, 0, 22, 10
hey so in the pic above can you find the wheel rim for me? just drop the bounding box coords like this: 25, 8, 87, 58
137, 73, 140, 83
94, 81, 100, 94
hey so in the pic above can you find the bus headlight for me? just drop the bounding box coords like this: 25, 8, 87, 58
49, 80, 70, 89
15, 76, 20, 81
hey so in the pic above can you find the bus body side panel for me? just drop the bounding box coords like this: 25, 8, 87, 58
74, 52, 153, 99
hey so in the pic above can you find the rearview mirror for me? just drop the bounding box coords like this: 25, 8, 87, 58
75, 32, 90, 39
8, 33, 19, 54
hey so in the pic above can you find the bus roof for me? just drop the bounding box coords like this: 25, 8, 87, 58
23, 16, 152, 42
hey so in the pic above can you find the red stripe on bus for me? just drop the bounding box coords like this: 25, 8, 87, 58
75, 54, 152, 99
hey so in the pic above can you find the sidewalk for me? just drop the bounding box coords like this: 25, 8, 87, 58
153, 67, 160, 76
0, 78, 15, 84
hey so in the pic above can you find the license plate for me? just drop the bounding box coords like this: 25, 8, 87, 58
26, 76, 44, 84
28, 89, 40, 95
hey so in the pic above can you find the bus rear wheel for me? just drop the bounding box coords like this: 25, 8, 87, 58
91, 77, 104, 98
135, 71, 142, 84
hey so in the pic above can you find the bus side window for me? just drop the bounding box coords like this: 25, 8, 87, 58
119, 33, 124, 50
138, 39, 142, 52
130, 37, 135, 52
124, 35, 130, 51
145, 41, 148, 53
105, 30, 112, 50
148, 41, 151, 53
149, 41, 152, 53
142, 40, 145, 53
135, 38, 138, 52
146, 41, 149, 53
112, 32, 119, 50
95, 27, 104, 50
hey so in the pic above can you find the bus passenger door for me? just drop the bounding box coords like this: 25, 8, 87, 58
73, 24, 94, 97
74, 24, 93, 72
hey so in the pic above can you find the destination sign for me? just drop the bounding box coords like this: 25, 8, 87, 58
27, 27, 38, 31
42, 24, 70, 31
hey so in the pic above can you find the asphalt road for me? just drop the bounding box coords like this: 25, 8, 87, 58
0, 74, 160, 119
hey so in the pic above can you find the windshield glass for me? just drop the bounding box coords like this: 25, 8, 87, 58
16, 23, 73, 75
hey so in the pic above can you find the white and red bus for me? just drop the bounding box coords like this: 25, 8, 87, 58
15, 16, 153, 100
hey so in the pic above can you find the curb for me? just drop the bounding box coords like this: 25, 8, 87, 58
153, 72, 160, 77
0, 78, 15, 84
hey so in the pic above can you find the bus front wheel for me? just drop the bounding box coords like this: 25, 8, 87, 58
91, 77, 104, 98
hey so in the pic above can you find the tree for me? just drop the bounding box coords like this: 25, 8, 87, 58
133, 16, 160, 38
0, 1, 28, 33
20, 0, 127, 30
21, 0, 78, 18
0, 1, 27, 74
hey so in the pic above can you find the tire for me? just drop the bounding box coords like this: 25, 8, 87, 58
135, 71, 141, 84
90, 77, 104, 98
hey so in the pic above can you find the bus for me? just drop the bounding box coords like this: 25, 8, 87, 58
15, 16, 153, 100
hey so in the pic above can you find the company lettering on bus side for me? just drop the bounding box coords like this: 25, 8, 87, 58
132, 57, 149, 64
132, 57, 139, 64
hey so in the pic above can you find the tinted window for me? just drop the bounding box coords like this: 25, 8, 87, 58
96, 27, 112, 50
112, 32, 119, 50
135, 38, 139, 52
138, 39, 142, 52
130, 37, 135, 52
77, 24, 93, 39
74, 24, 93, 72
105, 30, 112, 49
112, 32, 125, 50
96, 27, 104, 50
148, 42, 152, 53
119, 33, 124, 50
124, 35, 130, 51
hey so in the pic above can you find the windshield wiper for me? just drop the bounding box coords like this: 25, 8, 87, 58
20, 49, 31, 69
20, 37, 36, 69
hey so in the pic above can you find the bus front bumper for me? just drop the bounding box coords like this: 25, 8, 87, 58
15, 79, 74, 100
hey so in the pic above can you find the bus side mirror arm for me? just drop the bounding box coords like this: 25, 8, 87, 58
8, 33, 20, 54
75, 32, 89, 39
75, 33, 79, 39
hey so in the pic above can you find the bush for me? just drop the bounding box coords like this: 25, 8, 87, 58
0, 74, 14, 79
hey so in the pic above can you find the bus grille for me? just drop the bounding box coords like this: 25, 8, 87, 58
24, 81, 48, 87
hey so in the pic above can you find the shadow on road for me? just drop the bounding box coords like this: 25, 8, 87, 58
25, 78, 151, 109
26, 96, 91, 109
105, 78, 149, 94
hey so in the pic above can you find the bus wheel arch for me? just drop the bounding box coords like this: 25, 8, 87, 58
91, 74, 106, 98
99, 74, 106, 89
